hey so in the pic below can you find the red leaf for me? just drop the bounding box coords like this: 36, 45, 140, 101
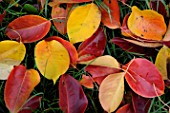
131, 92, 151, 113
4, 65, 40, 113
46, 36, 78, 67
116, 104, 134, 113
0, 10, 6, 23
59, 74, 88, 113
18, 96, 42, 113
5, 15, 51, 43
99, 0, 120, 29
123, 58, 164, 98
78, 27, 106, 62
79, 74, 94, 89
111, 37, 159, 56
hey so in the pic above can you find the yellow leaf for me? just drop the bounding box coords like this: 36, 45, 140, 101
99, 72, 125, 112
35, 40, 70, 84
67, 3, 101, 44
128, 6, 166, 41
79, 55, 120, 69
0, 41, 26, 80
155, 45, 170, 80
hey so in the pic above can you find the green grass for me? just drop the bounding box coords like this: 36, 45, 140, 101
0, 0, 170, 113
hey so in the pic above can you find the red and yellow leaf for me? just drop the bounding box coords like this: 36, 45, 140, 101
59, 74, 88, 113
35, 40, 70, 84
123, 58, 165, 98
128, 6, 166, 41
4, 65, 40, 113
5, 15, 51, 43
67, 3, 101, 44
99, 72, 125, 112
99, 0, 120, 29
0, 40, 26, 80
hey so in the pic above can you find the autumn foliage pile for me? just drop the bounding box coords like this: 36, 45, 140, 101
0, 0, 170, 113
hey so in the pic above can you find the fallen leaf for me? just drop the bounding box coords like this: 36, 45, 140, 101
116, 104, 134, 113
59, 74, 88, 113
45, 36, 78, 67
67, 3, 101, 43
6, 15, 51, 43
0, 10, 6, 23
128, 6, 166, 41
163, 20, 170, 41
4, 65, 40, 113
99, 72, 125, 112
123, 58, 165, 98
155, 45, 170, 80
49, 0, 93, 6
78, 27, 106, 62
99, 0, 120, 29
35, 40, 70, 84
0, 40, 26, 80
38, 0, 46, 11
79, 74, 94, 89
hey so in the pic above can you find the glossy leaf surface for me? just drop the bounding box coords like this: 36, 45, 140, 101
67, 3, 101, 43
116, 104, 134, 113
123, 58, 164, 98
59, 74, 88, 113
18, 96, 42, 113
4, 65, 40, 113
46, 36, 78, 67
6, 15, 51, 43
128, 6, 166, 41
99, 0, 120, 29
0, 40, 26, 80
99, 72, 125, 112
35, 40, 70, 84
78, 27, 106, 62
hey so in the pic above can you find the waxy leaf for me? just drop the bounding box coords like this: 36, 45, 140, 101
59, 74, 88, 113
67, 3, 101, 44
78, 27, 106, 62
46, 36, 78, 67
99, 0, 120, 29
123, 58, 164, 98
0, 10, 6, 24
155, 45, 170, 80
128, 6, 166, 41
99, 72, 125, 112
18, 96, 42, 113
51, 4, 73, 34
0, 40, 26, 80
6, 15, 51, 43
4, 65, 40, 113
35, 40, 70, 84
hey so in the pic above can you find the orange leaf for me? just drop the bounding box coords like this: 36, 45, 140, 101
99, 0, 120, 29
128, 6, 166, 41
4, 65, 40, 113
99, 72, 125, 112
5, 15, 51, 43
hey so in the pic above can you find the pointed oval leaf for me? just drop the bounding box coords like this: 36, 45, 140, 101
35, 40, 70, 84
45, 36, 78, 67
123, 58, 165, 98
0, 40, 26, 80
116, 104, 134, 113
18, 96, 42, 113
78, 27, 106, 62
67, 3, 101, 44
4, 65, 40, 113
59, 74, 88, 113
155, 45, 170, 80
99, 72, 125, 112
5, 15, 51, 43
99, 0, 120, 29
128, 6, 166, 41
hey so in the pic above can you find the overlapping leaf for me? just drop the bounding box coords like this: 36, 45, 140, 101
59, 74, 88, 113
4, 65, 40, 113
67, 3, 101, 43
99, 72, 125, 112
35, 39, 70, 84
5, 15, 51, 43
123, 58, 164, 98
49, 0, 93, 6
0, 40, 26, 80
